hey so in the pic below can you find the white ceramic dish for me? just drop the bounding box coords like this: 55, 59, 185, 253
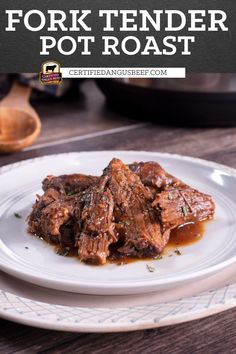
0, 151, 236, 295
1, 263, 236, 332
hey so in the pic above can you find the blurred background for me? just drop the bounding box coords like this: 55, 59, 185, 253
0, 74, 236, 157
1, 73, 236, 124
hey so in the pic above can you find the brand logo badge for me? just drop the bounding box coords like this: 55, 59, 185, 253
40, 61, 62, 84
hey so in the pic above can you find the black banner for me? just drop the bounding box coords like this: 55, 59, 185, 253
0, 0, 235, 73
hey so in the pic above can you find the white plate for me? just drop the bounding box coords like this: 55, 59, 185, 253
0, 151, 236, 295
1, 263, 236, 332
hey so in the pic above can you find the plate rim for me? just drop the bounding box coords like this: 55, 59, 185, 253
1, 274, 236, 332
0, 150, 236, 295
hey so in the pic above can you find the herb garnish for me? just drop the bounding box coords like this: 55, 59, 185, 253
181, 206, 189, 216
174, 248, 182, 256
77, 220, 82, 229
168, 192, 173, 200
14, 212, 22, 219
117, 261, 128, 266
57, 248, 70, 256
146, 264, 155, 272
66, 191, 78, 196
155, 255, 163, 260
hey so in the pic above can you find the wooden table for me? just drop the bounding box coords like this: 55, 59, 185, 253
1, 80, 236, 354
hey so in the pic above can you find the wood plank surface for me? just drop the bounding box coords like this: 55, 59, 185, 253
0, 79, 236, 353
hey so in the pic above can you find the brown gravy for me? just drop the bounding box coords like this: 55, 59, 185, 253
54, 220, 206, 265
168, 221, 205, 248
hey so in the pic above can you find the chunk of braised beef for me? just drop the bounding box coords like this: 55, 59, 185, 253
77, 177, 116, 264
42, 174, 98, 195
152, 187, 215, 231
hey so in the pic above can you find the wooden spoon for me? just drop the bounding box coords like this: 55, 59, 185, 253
0, 82, 41, 153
